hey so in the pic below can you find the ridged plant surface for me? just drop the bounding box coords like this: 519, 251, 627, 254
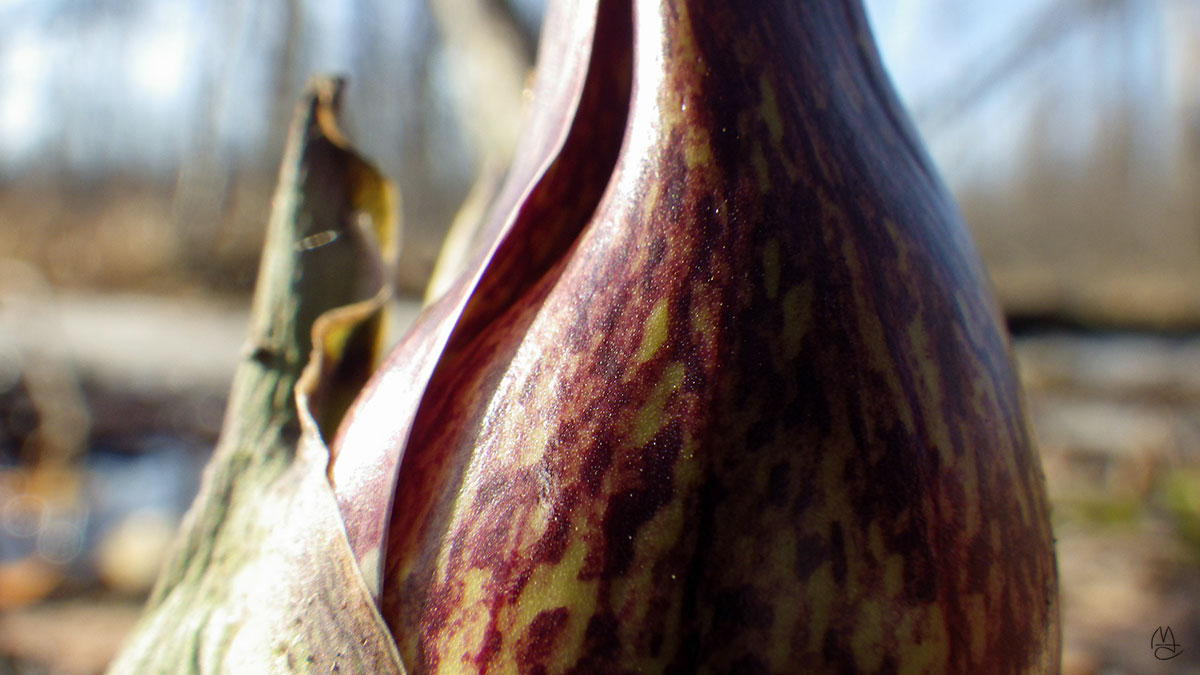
363, 1, 1059, 672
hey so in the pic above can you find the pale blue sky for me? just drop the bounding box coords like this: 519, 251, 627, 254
0, 0, 1185, 191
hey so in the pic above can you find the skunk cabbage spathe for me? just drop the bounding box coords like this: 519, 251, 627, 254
329, 0, 1060, 672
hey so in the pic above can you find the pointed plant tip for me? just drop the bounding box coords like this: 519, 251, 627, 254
306, 74, 354, 151
106, 74, 406, 674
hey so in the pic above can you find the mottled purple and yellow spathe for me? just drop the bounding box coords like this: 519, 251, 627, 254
331, 0, 1060, 672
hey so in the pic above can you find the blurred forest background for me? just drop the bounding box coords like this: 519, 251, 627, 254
0, 0, 1198, 673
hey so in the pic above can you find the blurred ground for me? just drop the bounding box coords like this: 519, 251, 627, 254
1019, 331, 1200, 674
0, 289, 1197, 674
